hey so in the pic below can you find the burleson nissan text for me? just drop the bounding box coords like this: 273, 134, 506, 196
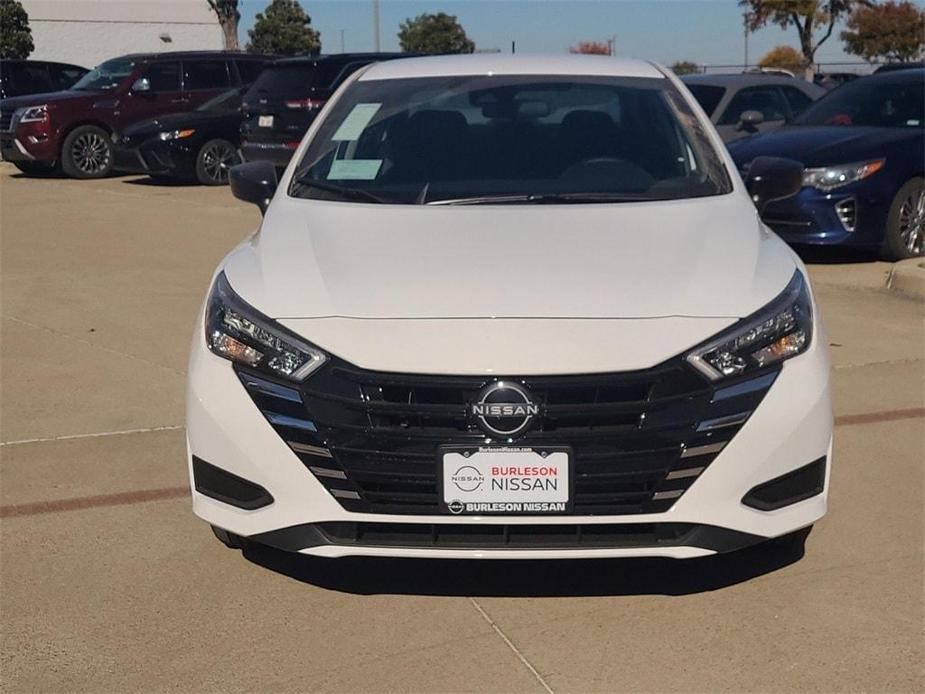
187, 55, 832, 559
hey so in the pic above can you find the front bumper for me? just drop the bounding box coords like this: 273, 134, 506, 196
112, 139, 196, 178
186, 310, 833, 560
763, 184, 893, 249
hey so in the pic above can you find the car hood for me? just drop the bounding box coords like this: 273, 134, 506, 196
727, 125, 918, 168
123, 110, 236, 136
223, 191, 796, 322
0, 89, 101, 110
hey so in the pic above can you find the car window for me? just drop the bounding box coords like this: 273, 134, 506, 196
184, 60, 231, 91
144, 61, 181, 92
71, 58, 134, 91
235, 60, 265, 85
55, 66, 87, 89
6, 63, 55, 96
685, 84, 725, 117
718, 85, 787, 125
780, 86, 813, 117
795, 77, 924, 127
292, 74, 731, 205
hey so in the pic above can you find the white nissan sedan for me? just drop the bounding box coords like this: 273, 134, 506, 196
187, 55, 832, 560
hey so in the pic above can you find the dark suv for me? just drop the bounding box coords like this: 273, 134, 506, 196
0, 60, 88, 99
0, 51, 272, 178
241, 53, 410, 167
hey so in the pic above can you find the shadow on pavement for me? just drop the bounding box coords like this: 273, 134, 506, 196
241, 528, 810, 597
795, 245, 881, 264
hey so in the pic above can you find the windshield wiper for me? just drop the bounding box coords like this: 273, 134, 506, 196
427, 192, 651, 206
292, 175, 390, 204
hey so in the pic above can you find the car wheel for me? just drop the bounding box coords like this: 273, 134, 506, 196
61, 125, 113, 179
210, 525, 249, 549
195, 139, 240, 185
884, 177, 925, 259
12, 160, 58, 177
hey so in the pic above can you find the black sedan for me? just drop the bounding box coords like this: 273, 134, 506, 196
728, 69, 924, 259
113, 88, 245, 185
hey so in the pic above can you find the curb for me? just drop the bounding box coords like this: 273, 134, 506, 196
886, 258, 925, 301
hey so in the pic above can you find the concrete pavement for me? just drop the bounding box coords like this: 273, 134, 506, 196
1, 165, 922, 692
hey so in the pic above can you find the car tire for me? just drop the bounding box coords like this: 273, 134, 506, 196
195, 138, 240, 186
61, 125, 113, 179
883, 177, 925, 259
211, 525, 249, 550
12, 160, 58, 177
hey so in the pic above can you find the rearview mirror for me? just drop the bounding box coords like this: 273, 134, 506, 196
739, 109, 764, 128
131, 77, 151, 93
229, 161, 278, 214
744, 156, 804, 215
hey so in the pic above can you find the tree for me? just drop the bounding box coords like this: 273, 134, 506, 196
0, 0, 33, 60
569, 41, 612, 55
740, 0, 868, 78
247, 0, 321, 56
670, 60, 701, 75
398, 12, 475, 54
207, 0, 240, 51
758, 45, 805, 73
842, 1, 925, 63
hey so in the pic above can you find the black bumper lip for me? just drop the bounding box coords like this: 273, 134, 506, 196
250, 521, 767, 554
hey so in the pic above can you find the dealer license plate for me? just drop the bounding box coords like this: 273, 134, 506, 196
258, 115, 274, 127
439, 446, 570, 515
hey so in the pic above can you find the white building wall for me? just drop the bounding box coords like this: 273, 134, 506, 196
22, 0, 224, 68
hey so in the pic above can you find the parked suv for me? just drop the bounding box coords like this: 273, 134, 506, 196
0, 60, 87, 99
0, 51, 271, 178
240, 53, 410, 168
191, 55, 832, 561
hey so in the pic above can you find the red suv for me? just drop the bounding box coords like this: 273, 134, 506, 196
0, 51, 271, 178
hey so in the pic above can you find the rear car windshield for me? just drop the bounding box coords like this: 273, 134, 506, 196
685, 84, 725, 117
71, 58, 134, 91
794, 76, 924, 127
291, 74, 731, 205
247, 63, 344, 98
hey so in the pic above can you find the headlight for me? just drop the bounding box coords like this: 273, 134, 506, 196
18, 105, 48, 123
686, 271, 813, 381
205, 272, 326, 381
159, 128, 196, 141
802, 159, 884, 192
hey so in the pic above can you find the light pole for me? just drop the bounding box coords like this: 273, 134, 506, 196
743, 11, 750, 69
373, 0, 381, 52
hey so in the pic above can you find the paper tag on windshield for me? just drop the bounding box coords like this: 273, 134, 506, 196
331, 103, 381, 141
328, 159, 382, 180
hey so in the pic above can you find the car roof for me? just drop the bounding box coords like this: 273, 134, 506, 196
859, 66, 925, 82
359, 54, 665, 81
113, 51, 274, 62
272, 52, 408, 67
681, 73, 807, 87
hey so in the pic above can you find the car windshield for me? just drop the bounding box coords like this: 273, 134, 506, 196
196, 87, 244, 112
794, 76, 924, 127
71, 58, 134, 91
290, 74, 731, 205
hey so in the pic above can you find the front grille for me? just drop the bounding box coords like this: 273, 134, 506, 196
0, 110, 14, 132
237, 358, 778, 516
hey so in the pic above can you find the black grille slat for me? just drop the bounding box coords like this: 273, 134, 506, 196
236, 360, 779, 516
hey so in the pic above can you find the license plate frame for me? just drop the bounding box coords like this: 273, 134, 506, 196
437, 445, 573, 515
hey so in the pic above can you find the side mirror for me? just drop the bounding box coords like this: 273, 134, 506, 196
744, 156, 804, 214
229, 161, 278, 214
739, 109, 764, 129
131, 77, 151, 93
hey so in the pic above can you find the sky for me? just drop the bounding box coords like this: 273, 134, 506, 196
235, 0, 918, 68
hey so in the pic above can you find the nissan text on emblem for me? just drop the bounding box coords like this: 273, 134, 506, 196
471, 381, 539, 437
